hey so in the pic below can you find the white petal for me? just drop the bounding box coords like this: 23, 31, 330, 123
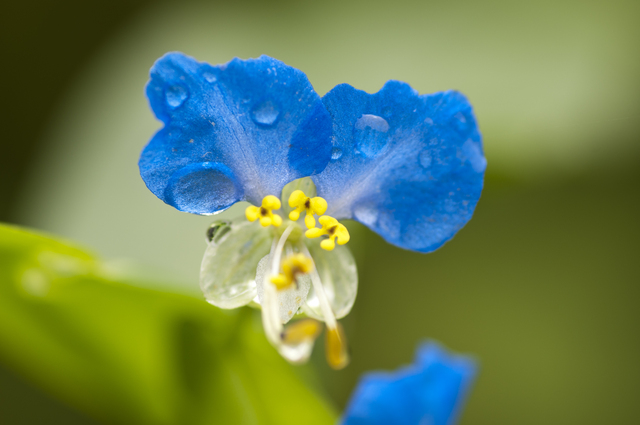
200, 221, 272, 309
255, 254, 311, 324
301, 242, 358, 320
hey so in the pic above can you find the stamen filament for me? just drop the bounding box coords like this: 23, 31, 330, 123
299, 242, 349, 369
271, 224, 295, 277
299, 242, 337, 329
261, 232, 289, 346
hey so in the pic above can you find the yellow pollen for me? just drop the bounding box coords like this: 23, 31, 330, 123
280, 318, 323, 345
304, 215, 350, 251
245, 195, 283, 227
288, 190, 328, 229
270, 253, 313, 290
326, 322, 349, 370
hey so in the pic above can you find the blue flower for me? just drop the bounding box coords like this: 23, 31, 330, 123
140, 52, 333, 214
342, 342, 477, 425
315, 82, 485, 253
139, 52, 485, 368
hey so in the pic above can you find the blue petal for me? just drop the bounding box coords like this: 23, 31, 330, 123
139, 52, 332, 214
341, 342, 477, 425
313, 81, 486, 252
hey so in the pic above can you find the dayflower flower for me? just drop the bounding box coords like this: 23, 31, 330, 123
342, 341, 477, 425
139, 52, 485, 368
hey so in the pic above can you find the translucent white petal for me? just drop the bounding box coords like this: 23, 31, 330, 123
261, 278, 282, 346
200, 220, 272, 309
255, 254, 311, 324
278, 341, 315, 364
302, 242, 358, 320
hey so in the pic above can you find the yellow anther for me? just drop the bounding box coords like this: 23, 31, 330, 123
246, 195, 283, 227
288, 190, 328, 229
270, 253, 314, 291
326, 322, 349, 370
304, 215, 350, 251
281, 318, 323, 344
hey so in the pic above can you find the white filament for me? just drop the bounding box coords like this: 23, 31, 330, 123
271, 224, 295, 276
262, 224, 296, 346
299, 243, 337, 330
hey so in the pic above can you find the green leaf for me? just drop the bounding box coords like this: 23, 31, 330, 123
0, 223, 337, 425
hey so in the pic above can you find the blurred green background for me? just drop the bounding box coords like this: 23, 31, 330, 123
1, 0, 639, 424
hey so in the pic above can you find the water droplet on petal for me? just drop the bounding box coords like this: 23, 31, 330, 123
165, 85, 188, 108
355, 114, 389, 132
252, 101, 280, 126
165, 162, 240, 214
331, 147, 342, 161
202, 72, 217, 83
419, 150, 432, 168
354, 114, 389, 158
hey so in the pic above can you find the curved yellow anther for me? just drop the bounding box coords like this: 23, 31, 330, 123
270, 253, 314, 291
281, 318, 323, 345
288, 190, 328, 229
304, 215, 350, 251
246, 195, 282, 227
326, 322, 349, 370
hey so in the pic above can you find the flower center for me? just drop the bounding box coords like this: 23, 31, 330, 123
258, 221, 351, 369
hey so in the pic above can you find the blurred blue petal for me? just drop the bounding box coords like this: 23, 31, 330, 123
342, 341, 477, 425
313, 82, 485, 252
140, 52, 332, 214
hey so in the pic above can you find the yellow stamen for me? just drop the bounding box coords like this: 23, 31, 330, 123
281, 318, 323, 345
288, 190, 328, 229
305, 215, 350, 251
326, 322, 349, 370
270, 253, 313, 290
246, 195, 282, 227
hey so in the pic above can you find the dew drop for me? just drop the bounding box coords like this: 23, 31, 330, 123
165, 85, 188, 108
202, 72, 217, 83
251, 101, 280, 126
354, 114, 389, 158
331, 147, 343, 161
355, 114, 389, 132
419, 150, 432, 168
165, 162, 240, 214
